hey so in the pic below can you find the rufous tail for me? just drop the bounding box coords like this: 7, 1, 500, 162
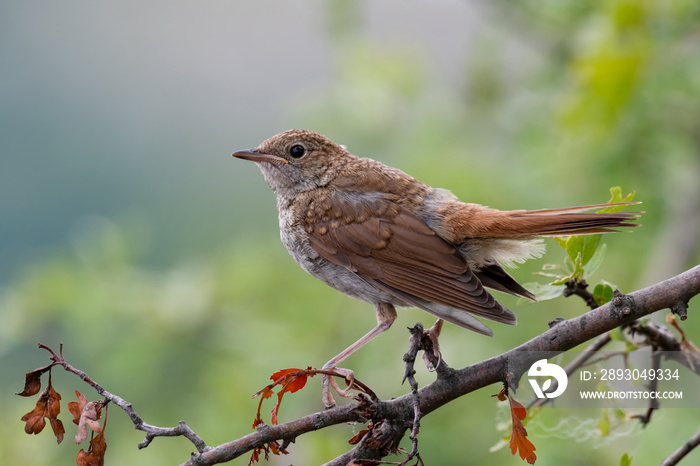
453, 202, 641, 238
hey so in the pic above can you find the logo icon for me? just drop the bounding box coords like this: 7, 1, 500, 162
528, 359, 568, 399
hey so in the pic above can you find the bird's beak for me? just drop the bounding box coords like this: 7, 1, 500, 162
232, 149, 288, 166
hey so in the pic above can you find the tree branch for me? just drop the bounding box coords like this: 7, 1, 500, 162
182, 265, 700, 465
661, 429, 700, 466
37, 343, 211, 454
26, 266, 700, 465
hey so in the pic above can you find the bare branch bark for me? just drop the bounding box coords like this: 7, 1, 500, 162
181, 264, 700, 465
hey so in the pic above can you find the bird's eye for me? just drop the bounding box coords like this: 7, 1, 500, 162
289, 144, 306, 159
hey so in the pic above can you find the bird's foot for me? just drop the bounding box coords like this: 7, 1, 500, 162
321, 367, 355, 408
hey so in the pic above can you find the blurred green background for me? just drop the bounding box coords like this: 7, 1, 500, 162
2, 1, 700, 465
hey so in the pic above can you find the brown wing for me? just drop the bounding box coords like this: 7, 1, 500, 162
304, 191, 516, 334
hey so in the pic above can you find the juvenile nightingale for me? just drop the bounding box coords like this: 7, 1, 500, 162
233, 129, 638, 407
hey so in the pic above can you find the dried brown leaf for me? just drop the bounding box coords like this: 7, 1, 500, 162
16, 365, 52, 397
75, 401, 102, 444
76, 430, 107, 466
76, 404, 108, 466
46, 385, 61, 418
21, 394, 48, 435
20, 384, 64, 444
50, 417, 65, 445
68, 390, 89, 425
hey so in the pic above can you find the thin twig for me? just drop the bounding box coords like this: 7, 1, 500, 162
37, 343, 210, 453
399, 324, 426, 466
661, 429, 700, 466
630, 350, 660, 426
628, 321, 700, 376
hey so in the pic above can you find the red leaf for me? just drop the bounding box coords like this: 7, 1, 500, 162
508, 394, 537, 464
253, 367, 315, 427
280, 372, 309, 394
248, 446, 261, 466
493, 387, 508, 402
259, 386, 274, 400
247, 441, 288, 466
270, 367, 311, 394
269, 368, 303, 381
348, 427, 370, 445
510, 397, 527, 421
253, 386, 275, 428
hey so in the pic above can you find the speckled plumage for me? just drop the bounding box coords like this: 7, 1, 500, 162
233, 129, 639, 406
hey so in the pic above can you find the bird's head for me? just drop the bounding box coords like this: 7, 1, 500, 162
232, 129, 352, 198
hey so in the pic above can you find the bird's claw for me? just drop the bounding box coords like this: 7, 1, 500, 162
322, 368, 355, 408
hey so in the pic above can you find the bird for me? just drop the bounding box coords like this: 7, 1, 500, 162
232, 129, 639, 407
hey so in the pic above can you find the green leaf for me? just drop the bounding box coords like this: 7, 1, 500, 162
609, 327, 626, 342
551, 275, 572, 286
565, 234, 601, 268
518, 282, 564, 302
620, 453, 632, 466
554, 237, 568, 250
593, 283, 613, 306
571, 251, 585, 282
609, 186, 623, 203
624, 340, 638, 352
580, 235, 602, 265
561, 233, 604, 282
598, 187, 636, 213
565, 236, 584, 263
584, 243, 607, 279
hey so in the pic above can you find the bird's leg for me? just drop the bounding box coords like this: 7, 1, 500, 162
321, 302, 397, 408
423, 318, 444, 371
